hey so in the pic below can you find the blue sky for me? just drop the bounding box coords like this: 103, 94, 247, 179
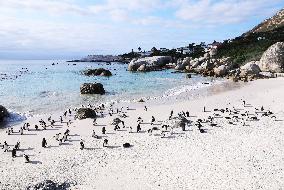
0, 0, 283, 59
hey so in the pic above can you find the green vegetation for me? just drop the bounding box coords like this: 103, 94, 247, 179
215, 26, 284, 66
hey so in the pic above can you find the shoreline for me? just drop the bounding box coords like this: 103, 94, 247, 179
0, 78, 283, 189
2, 77, 243, 128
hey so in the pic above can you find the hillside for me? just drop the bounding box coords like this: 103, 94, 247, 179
244, 8, 284, 36
215, 8, 284, 66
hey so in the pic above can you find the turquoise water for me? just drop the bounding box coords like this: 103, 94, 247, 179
0, 60, 220, 117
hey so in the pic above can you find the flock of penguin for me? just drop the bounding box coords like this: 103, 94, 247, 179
0, 99, 280, 164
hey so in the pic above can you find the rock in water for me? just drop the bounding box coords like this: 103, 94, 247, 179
80, 83, 105, 95
75, 108, 97, 120
0, 105, 8, 122
83, 68, 112, 77
259, 42, 284, 73
128, 56, 171, 71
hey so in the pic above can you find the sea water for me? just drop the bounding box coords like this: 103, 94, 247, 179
0, 60, 224, 119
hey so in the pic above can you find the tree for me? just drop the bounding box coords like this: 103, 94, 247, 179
138, 47, 141, 52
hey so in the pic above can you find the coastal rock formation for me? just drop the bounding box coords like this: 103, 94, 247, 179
214, 65, 228, 77
83, 68, 112, 77
174, 57, 191, 70
0, 105, 8, 122
80, 83, 105, 95
240, 61, 261, 77
75, 108, 97, 120
128, 56, 172, 72
259, 42, 284, 73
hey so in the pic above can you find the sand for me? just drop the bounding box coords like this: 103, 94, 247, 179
0, 78, 284, 190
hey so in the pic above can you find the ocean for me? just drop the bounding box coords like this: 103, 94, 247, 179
0, 60, 225, 122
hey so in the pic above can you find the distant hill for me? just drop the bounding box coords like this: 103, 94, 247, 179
244, 8, 284, 36
215, 8, 284, 66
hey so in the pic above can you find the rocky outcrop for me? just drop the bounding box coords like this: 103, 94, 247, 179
128, 56, 172, 72
75, 108, 97, 120
259, 42, 284, 73
174, 57, 191, 70
214, 65, 228, 77
83, 68, 112, 77
80, 83, 105, 95
0, 105, 8, 122
240, 61, 261, 77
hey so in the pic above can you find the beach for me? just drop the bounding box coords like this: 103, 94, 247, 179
0, 77, 283, 189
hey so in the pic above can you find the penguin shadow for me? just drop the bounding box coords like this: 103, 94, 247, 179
95, 124, 107, 127
161, 135, 176, 139
10, 133, 37, 136
85, 147, 102, 150
244, 105, 253, 108
29, 160, 42, 165
18, 147, 34, 152
106, 145, 120, 149
69, 134, 80, 137
68, 139, 80, 142
46, 145, 60, 148
106, 132, 116, 135
117, 129, 127, 132
59, 142, 73, 146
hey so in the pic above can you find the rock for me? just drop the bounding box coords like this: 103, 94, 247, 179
138, 98, 145, 102
83, 68, 112, 77
0, 105, 8, 122
137, 64, 147, 72
182, 57, 191, 65
128, 56, 172, 71
240, 61, 261, 77
186, 74, 192, 78
259, 42, 284, 73
214, 65, 228, 77
26, 180, 71, 190
190, 59, 200, 68
80, 83, 105, 95
75, 108, 97, 120
260, 72, 275, 78
204, 53, 210, 59
230, 76, 239, 82
209, 48, 218, 57
175, 64, 185, 70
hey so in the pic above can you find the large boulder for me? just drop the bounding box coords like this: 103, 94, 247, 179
214, 65, 228, 77
128, 56, 172, 71
259, 42, 284, 73
175, 64, 185, 70
83, 68, 112, 77
0, 105, 8, 122
240, 61, 261, 77
75, 108, 97, 120
80, 83, 105, 95
137, 64, 147, 72
182, 57, 191, 65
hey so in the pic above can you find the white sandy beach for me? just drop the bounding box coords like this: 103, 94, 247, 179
1, 78, 284, 190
